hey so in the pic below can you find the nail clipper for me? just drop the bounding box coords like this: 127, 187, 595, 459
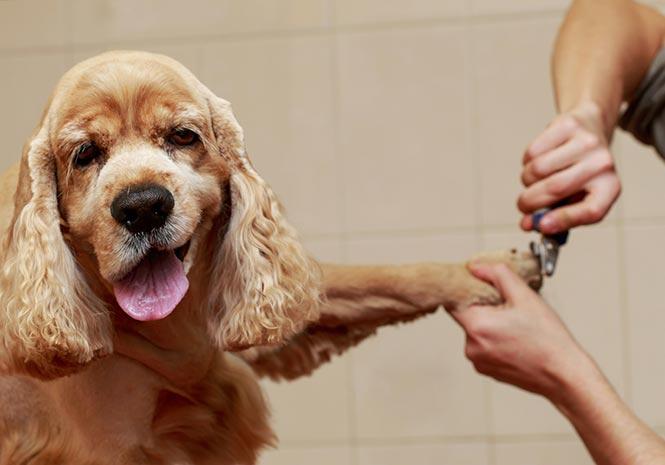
529, 208, 569, 277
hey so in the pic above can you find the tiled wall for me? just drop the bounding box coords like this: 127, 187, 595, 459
3, 1, 665, 464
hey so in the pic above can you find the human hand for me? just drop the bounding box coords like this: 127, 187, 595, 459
518, 101, 621, 234
450, 263, 593, 399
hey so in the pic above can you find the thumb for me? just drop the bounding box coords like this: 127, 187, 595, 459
467, 263, 530, 305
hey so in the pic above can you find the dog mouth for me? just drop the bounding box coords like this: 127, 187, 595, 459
174, 241, 190, 261
112, 240, 191, 321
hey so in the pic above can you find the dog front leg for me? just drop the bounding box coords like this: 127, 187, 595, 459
242, 249, 542, 380
320, 249, 541, 324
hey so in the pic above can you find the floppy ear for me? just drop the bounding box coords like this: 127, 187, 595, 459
205, 94, 322, 351
0, 122, 112, 379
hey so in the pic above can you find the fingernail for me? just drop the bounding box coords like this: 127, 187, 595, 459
467, 262, 487, 275
520, 216, 532, 231
467, 262, 481, 272
539, 215, 556, 232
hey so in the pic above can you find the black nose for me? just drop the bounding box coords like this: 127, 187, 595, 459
110, 184, 175, 234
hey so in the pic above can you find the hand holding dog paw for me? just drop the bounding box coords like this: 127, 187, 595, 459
450, 262, 594, 400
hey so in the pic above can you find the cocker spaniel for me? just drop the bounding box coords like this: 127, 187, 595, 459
0, 51, 542, 465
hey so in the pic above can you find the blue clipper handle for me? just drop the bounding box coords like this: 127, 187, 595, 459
532, 209, 569, 246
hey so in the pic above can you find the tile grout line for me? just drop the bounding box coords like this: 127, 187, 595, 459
614, 141, 633, 405
461, 5, 498, 464
299, 219, 630, 242
327, 3, 359, 463
276, 431, 583, 449
0, 8, 568, 59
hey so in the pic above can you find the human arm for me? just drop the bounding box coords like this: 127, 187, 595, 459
451, 263, 665, 465
518, 0, 665, 234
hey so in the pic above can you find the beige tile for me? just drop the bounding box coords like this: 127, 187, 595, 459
262, 356, 352, 443
615, 131, 665, 220
495, 440, 593, 465
67, 43, 203, 77
483, 226, 625, 435
345, 231, 479, 265
302, 237, 344, 263
67, 46, 112, 70
256, 247, 343, 444
260, 445, 352, 465
201, 37, 340, 237
124, 43, 203, 77
623, 224, 665, 425
337, 26, 475, 234
490, 382, 573, 435
358, 442, 489, 465
335, 0, 467, 26
352, 311, 488, 439
346, 234, 488, 438
472, 0, 569, 15
68, 0, 329, 44
0, 53, 68, 172
0, 0, 66, 50
472, 18, 561, 227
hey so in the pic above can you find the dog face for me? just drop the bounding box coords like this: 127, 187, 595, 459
52, 57, 225, 320
0, 51, 321, 378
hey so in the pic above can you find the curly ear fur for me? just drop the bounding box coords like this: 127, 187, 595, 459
205, 94, 321, 351
0, 124, 112, 379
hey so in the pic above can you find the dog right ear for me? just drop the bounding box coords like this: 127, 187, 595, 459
0, 119, 112, 379
203, 94, 322, 352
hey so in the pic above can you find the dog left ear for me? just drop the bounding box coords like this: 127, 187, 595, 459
0, 120, 112, 379
205, 93, 322, 351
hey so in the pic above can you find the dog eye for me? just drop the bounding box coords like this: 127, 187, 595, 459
168, 128, 199, 146
74, 142, 101, 168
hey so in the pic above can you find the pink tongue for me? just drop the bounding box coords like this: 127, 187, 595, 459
113, 250, 189, 321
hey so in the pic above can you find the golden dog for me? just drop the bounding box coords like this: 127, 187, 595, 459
0, 51, 541, 465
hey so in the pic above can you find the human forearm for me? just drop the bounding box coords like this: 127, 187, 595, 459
455, 264, 665, 465
553, 0, 665, 135
553, 354, 665, 465
516, 1, 665, 234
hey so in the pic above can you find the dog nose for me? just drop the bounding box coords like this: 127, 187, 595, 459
110, 184, 175, 234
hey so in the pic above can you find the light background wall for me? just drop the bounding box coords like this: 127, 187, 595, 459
2, 1, 665, 464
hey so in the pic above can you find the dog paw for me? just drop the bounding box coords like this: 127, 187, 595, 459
469, 249, 543, 291
452, 249, 542, 310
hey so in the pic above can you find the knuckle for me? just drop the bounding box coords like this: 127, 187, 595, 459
523, 147, 536, 163
516, 195, 530, 213
612, 178, 622, 196
465, 343, 488, 365
464, 344, 477, 361
596, 152, 614, 171
530, 160, 547, 179
473, 362, 489, 376
465, 320, 481, 337
584, 204, 604, 223
465, 319, 489, 339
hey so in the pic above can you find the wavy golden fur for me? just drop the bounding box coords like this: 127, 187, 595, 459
0, 51, 542, 464
0, 127, 112, 379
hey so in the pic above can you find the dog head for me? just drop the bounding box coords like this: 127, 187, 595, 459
0, 51, 321, 378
